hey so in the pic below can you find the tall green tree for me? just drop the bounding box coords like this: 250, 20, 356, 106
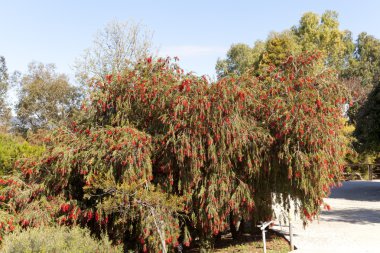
15, 62, 81, 134
342, 33, 380, 123
0, 56, 11, 131
292, 11, 354, 70
216, 11, 354, 78
215, 41, 265, 78
354, 82, 380, 154
344, 32, 380, 86
259, 31, 301, 70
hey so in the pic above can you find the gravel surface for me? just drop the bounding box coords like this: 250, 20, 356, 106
272, 180, 380, 253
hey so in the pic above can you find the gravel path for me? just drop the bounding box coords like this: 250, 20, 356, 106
272, 180, 380, 253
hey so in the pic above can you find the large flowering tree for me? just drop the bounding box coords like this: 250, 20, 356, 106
247, 53, 349, 220
0, 52, 348, 252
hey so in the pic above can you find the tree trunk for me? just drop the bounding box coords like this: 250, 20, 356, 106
199, 231, 214, 253
229, 212, 238, 240
251, 189, 273, 235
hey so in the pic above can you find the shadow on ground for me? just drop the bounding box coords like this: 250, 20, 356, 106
321, 208, 380, 224
329, 180, 380, 201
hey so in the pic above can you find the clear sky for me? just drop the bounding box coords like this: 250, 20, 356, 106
1, 0, 380, 81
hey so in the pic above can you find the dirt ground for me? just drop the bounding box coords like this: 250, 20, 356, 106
273, 180, 380, 253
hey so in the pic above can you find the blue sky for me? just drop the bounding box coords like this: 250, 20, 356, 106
1, 0, 380, 81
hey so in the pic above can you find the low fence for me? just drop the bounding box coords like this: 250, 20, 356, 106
344, 163, 380, 180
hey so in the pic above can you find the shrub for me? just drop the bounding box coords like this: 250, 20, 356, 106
0, 225, 122, 253
0, 133, 44, 175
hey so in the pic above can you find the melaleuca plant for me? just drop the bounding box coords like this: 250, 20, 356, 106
0, 53, 349, 252
244, 52, 349, 221
79, 57, 273, 250
0, 126, 183, 252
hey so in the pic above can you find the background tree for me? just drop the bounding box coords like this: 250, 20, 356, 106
354, 82, 380, 155
215, 41, 265, 78
259, 31, 301, 70
342, 33, 380, 122
344, 32, 380, 86
15, 62, 81, 134
292, 11, 354, 70
216, 10, 354, 77
75, 20, 154, 85
0, 56, 11, 131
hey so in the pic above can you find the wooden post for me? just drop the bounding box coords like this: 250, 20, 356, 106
368, 164, 372, 181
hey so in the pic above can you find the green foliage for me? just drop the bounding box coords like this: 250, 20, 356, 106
354, 82, 380, 154
259, 31, 301, 69
216, 41, 265, 77
0, 225, 122, 253
292, 11, 354, 70
0, 133, 44, 175
16, 62, 81, 134
344, 32, 380, 86
0, 56, 11, 131
217, 11, 354, 78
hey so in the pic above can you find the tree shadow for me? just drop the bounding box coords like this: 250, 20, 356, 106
321, 208, 380, 224
329, 180, 380, 202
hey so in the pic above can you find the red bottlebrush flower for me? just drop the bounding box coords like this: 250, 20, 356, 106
87, 210, 93, 221
238, 91, 245, 100
21, 219, 29, 227
105, 74, 112, 84
316, 99, 322, 108
286, 55, 293, 64
165, 236, 172, 244
146, 57, 152, 64
303, 209, 312, 220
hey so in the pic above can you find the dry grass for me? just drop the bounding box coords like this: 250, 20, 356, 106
186, 230, 290, 253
